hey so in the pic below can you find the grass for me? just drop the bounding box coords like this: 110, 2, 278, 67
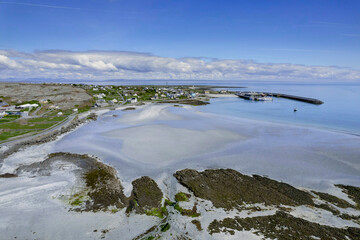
111, 208, 120, 213
78, 105, 92, 113
0, 115, 67, 141
1, 121, 57, 130
27, 116, 66, 123
0, 115, 20, 123
0, 130, 34, 141
145, 207, 167, 219
175, 192, 190, 202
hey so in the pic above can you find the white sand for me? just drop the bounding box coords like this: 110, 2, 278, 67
103, 124, 244, 164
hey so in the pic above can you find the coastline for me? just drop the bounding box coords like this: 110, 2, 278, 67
2, 100, 360, 188
1, 100, 360, 239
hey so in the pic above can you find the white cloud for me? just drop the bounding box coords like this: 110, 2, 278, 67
0, 54, 19, 69
0, 50, 359, 82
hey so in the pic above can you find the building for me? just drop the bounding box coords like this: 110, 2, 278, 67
189, 92, 197, 98
49, 105, 60, 110
109, 99, 118, 105
0, 101, 9, 107
128, 98, 137, 103
19, 103, 39, 109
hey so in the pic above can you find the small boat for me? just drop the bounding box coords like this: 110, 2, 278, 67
256, 96, 273, 101
293, 108, 297, 112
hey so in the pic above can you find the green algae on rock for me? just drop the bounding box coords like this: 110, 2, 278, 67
174, 169, 314, 210
208, 211, 360, 240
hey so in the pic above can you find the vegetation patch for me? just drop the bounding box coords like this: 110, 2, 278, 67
160, 223, 170, 232
145, 207, 168, 219
174, 169, 314, 210
174, 203, 200, 217
208, 211, 360, 239
175, 192, 191, 202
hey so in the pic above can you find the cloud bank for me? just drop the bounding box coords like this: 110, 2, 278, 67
0, 50, 359, 82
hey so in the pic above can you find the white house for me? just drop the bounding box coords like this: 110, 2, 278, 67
49, 105, 60, 110
95, 93, 106, 99
128, 98, 137, 103
19, 103, 39, 109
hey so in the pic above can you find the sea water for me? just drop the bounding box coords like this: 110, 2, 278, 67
199, 82, 360, 135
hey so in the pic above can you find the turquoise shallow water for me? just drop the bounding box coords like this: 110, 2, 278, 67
198, 83, 360, 135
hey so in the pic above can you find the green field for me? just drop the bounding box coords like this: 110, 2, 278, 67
0, 115, 66, 141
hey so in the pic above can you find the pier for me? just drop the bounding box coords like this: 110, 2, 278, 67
236, 91, 323, 105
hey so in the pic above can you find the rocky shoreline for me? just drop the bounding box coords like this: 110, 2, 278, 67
7, 151, 360, 240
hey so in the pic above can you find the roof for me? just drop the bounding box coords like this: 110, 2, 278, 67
0, 101, 9, 107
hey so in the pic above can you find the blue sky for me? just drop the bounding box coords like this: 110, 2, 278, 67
0, 0, 359, 81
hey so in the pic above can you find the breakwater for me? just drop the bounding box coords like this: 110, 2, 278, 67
236, 91, 323, 105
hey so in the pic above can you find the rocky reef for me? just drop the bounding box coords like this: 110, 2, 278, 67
11, 153, 360, 239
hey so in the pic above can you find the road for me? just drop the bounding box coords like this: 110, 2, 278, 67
117, 91, 125, 104
0, 114, 76, 147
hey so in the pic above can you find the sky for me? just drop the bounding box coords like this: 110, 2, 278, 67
0, 0, 359, 82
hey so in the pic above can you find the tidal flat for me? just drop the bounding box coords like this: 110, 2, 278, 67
0, 100, 360, 239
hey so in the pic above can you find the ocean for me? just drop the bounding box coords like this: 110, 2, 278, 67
95, 80, 360, 135
198, 82, 360, 135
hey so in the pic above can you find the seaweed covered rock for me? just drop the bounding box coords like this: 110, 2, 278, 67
0, 173, 17, 178
83, 163, 127, 211
16, 152, 99, 176
336, 184, 360, 209
208, 211, 360, 240
312, 190, 355, 209
128, 176, 163, 214
174, 169, 314, 210
16, 152, 128, 212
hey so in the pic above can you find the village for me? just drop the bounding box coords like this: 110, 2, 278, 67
87, 85, 215, 108
0, 83, 226, 142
